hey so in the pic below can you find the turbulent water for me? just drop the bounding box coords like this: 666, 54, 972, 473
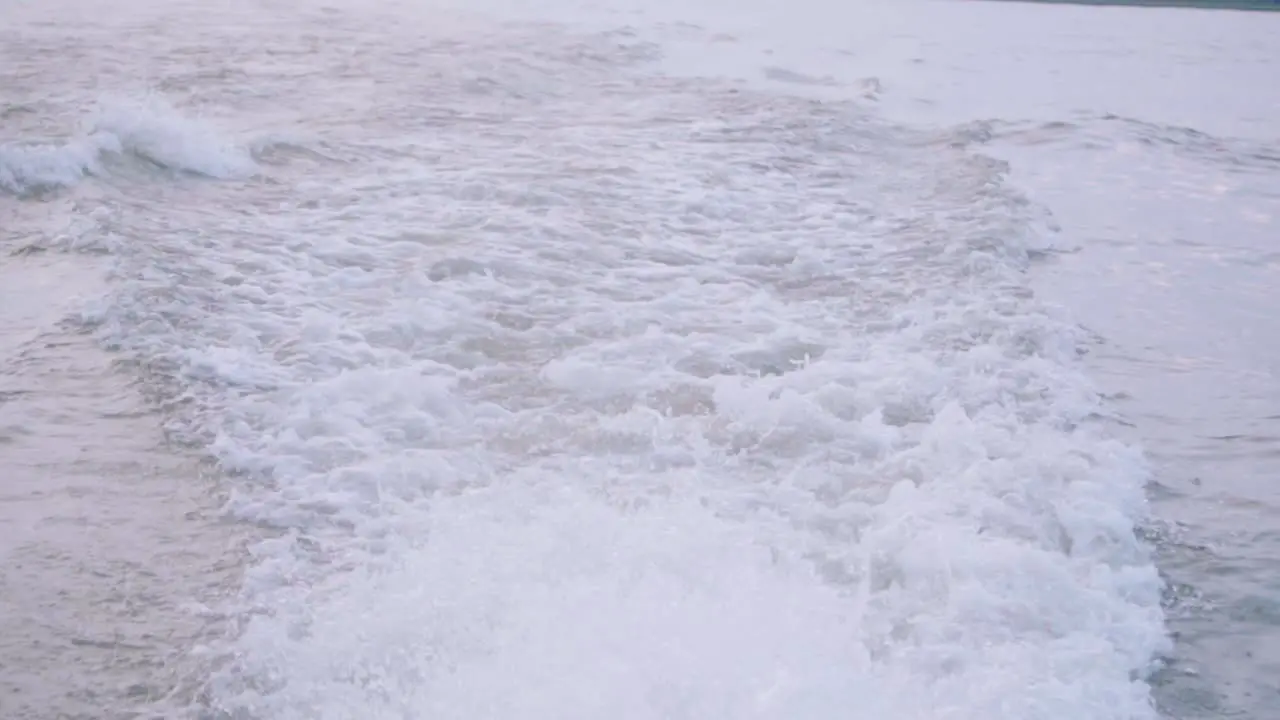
1, 1, 1274, 719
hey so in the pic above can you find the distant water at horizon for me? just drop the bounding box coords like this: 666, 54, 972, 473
980, 0, 1280, 13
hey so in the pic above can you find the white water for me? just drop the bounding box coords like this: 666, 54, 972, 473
6, 0, 1273, 718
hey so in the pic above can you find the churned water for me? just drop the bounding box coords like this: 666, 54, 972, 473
1, 1, 1275, 718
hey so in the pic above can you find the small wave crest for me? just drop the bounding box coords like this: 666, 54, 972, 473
941, 114, 1280, 175
0, 137, 105, 197
1, 98, 258, 197
91, 98, 258, 179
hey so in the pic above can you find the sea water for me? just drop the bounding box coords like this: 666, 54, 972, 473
1, 1, 1274, 718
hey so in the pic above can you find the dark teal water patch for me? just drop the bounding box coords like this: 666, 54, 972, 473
977, 0, 1280, 12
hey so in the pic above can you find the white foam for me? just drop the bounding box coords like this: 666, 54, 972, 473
213, 488, 879, 720
204, 382, 1168, 720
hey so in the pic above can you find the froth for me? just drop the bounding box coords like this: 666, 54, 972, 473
209, 460, 1164, 720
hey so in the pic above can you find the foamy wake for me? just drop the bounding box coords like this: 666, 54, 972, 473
48, 17, 1172, 720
